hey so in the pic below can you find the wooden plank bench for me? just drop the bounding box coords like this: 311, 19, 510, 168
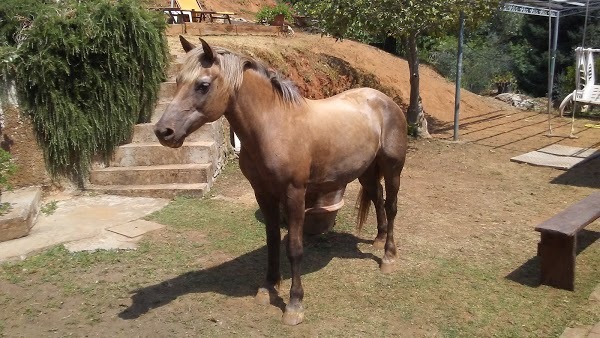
535, 191, 600, 290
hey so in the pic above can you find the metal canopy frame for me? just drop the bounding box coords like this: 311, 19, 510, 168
453, 1, 597, 140
504, 0, 597, 137
504, 0, 600, 17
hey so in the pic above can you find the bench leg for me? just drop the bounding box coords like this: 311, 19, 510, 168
537, 232, 576, 291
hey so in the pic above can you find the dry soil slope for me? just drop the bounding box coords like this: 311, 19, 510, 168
171, 33, 512, 133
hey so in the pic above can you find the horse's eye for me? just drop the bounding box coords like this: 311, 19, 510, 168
195, 81, 210, 93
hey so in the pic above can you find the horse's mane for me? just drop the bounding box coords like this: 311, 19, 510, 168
181, 47, 303, 105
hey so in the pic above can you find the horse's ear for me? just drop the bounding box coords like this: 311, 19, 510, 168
179, 35, 196, 53
199, 38, 216, 63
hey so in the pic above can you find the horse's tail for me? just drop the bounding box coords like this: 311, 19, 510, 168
355, 187, 371, 233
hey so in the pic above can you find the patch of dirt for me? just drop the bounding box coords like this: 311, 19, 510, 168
0, 105, 51, 189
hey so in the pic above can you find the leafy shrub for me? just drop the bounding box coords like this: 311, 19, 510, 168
422, 34, 516, 95
491, 73, 517, 94
255, 3, 295, 24
1, 0, 168, 186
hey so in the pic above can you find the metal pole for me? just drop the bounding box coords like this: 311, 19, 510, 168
547, 13, 560, 133
171, 0, 175, 7
453, 11, 465, 141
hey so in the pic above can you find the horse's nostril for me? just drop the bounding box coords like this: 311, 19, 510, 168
155, 127, 175, 139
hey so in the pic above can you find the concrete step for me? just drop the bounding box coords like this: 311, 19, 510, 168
132, 122, 221, 143
86, 182, 208, 199
152, 100, 170, 122
90, 163, 213, 186
0, 187, 41, 242
167, 62, 182, 80
111, 141, 217, 167
158, 81, 177, 102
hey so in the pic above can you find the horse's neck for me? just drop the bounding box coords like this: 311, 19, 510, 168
225, 70, 293, 147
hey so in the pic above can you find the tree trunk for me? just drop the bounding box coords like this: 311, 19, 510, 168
403, 34, 431, 138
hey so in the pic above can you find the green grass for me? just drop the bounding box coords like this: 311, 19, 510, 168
40, 200, 58, 215
0, 202, 12, 216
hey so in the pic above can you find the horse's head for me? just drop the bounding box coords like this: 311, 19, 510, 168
154, 36, 230, 148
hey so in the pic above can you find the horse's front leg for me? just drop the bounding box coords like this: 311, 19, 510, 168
282, 184, 306, 326
253, 191, 282, 305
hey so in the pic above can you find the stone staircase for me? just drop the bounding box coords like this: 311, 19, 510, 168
85, 60, 226, 199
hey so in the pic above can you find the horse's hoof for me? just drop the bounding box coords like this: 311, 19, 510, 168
255, 287, 275, 305
282, 304, 304, 325
373, 238, 386, 249
380, 262, 395, 273
380, 257, 396, 274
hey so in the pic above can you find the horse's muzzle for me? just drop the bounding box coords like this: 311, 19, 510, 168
154, 125, 183, 148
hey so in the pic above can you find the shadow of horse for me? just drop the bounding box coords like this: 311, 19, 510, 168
119, 232, 378, 319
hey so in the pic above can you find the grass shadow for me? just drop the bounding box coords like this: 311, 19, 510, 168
505, 229, 600, 287
119, 231, 378, 320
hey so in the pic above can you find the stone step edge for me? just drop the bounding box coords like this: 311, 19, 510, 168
86, 183, 208, 190
85, 183, 209, 198
90, 163, 212, 173
118, 141, 215, 148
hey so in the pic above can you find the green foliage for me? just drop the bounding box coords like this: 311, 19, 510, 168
2, 0, 168, 185
41, 200, 58, 216
0, 202, 12, 215
557, 65, 577, 105
296, 0, 500, 41
255, 2, 295, 24
491, 72, 517, 94
0, 149, 17, 193
423, 32, 518, 94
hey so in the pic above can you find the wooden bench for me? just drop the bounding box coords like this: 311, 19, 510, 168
535, 191, 600, 290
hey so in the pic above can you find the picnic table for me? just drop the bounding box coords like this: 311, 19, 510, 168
150, 7, 234, 24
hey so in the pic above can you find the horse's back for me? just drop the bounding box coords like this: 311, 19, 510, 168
308, 87, 406, 148
331, 87, 407, 165
312, 87, 405, 123
300, 88, 406, 184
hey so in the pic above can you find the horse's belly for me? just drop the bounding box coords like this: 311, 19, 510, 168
310, 146, 378, 185
303, 185, 346, 234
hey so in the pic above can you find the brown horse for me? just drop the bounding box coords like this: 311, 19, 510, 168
154, 36, 408, 325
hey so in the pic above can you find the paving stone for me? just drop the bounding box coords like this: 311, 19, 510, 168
0, 194, 169, 262
588, 332, 600, 338
590, 322, 600, 334
64, 231, 139, 253
560, 327, 591, 338
589, 284, 600, 302
106, 219, 165, 238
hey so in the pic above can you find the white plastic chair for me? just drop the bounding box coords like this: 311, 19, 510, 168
559, 47, 600, 115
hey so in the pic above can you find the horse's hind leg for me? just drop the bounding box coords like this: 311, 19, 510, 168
380, 163, 403, 274
358, 163, 387, 249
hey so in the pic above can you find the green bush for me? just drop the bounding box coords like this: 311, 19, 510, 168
491, 72, 517, 94
256, 3, 295, 24
1, 0, 168, 186
422, 34, 516, 95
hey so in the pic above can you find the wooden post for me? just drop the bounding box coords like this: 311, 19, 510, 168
538, 231, 576, 291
